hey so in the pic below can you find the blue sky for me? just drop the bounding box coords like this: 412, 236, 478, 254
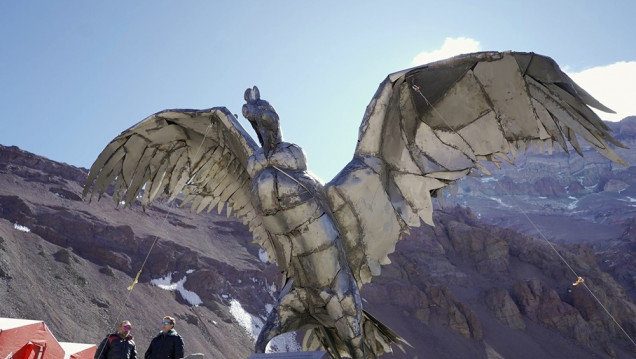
2, 1, 635, 181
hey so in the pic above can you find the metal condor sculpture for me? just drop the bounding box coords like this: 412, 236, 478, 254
84, 52, 627, 358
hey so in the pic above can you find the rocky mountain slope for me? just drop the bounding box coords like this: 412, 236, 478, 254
1, 136, 635, 358
448, 116, 636, 300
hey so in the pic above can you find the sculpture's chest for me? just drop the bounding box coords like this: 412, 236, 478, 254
248, 145, 344, 285
248, 142, 317, 215
251, 167, 343, 286
251, 167, 316, 215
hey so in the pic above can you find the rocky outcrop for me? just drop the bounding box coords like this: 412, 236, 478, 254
450, 117, 636, 304
513, 280, 583, 333
612, 116, 636, 138
486, 288, 525, 329
444, 218, 509, 273
603, 179, 629, 192
494, 176, 567, 197
0, 145, 87, 183
510, 279, 630, 357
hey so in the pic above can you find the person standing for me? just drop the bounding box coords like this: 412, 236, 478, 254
95, 320, 137, 359
144, 316, 185, 359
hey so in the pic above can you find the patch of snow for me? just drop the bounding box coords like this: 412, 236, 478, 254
150, 272, 203, 306
229, 299, 301, 353
13, 223, 30, 232
186, 269, 195, 274
258, 248, 269, 263
567, 197, 579, 210
625, 197, 636, 203
229, 300, 257, 338
178, 282, 203, 306
151, 272, 178, 290
487, 197, 513, 208
479, 177, 497, 183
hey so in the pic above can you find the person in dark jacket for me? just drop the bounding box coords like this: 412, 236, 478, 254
95, 320, 137, 359
144, 316, 185, 359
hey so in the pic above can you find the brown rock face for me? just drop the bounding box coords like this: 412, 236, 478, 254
513, 279, 581, 325
494, 176, 567, 198
511, 279, 623, 355
567, 181, 586, 195
486, 288, 525, 330
603, 179, 629, 192
445, 219, 509, 273
428, 285, 483, 340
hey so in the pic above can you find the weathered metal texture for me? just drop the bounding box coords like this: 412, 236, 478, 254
84, 52, 627, 359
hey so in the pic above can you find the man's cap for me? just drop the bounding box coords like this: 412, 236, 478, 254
120, 320, 133, 329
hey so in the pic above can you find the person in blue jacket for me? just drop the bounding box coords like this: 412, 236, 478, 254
144, 316, 184, 359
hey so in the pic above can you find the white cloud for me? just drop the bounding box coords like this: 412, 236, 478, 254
567, 61, 636, 122
412, 37, 481, 66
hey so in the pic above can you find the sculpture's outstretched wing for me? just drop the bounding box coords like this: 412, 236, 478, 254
326, 51, 627, 286
83, 107, 269, 242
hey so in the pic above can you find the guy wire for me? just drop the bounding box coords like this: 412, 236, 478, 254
410, 84, 636, 348
99, 121, 214, 356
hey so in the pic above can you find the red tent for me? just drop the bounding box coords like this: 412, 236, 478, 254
0, 318, 65, 359
59, 343, 97, 359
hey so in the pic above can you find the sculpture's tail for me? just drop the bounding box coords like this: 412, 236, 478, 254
302, 310, 410, 358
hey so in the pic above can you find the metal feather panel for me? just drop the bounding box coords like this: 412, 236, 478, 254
328, 157, 403, 282
472, 55, 538, 139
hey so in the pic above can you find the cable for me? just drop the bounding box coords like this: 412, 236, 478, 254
96, 121, 214, 357
410, 84, 636, 348
94, 201, 171, 359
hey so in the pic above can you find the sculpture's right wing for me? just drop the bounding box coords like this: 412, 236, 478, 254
83, 107, 269, 242
326, 51, 627, 287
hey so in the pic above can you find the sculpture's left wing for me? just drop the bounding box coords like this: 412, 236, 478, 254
83, 107, 269, 242
326, 51, 627, 286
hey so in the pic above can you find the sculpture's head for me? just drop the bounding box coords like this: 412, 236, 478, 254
242, 86, 282, 156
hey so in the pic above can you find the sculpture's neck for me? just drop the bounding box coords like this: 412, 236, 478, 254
261, 128, 283, 156
247, 142, 307, 177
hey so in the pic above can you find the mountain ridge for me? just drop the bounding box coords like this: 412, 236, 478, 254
1, 117, 635, 358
